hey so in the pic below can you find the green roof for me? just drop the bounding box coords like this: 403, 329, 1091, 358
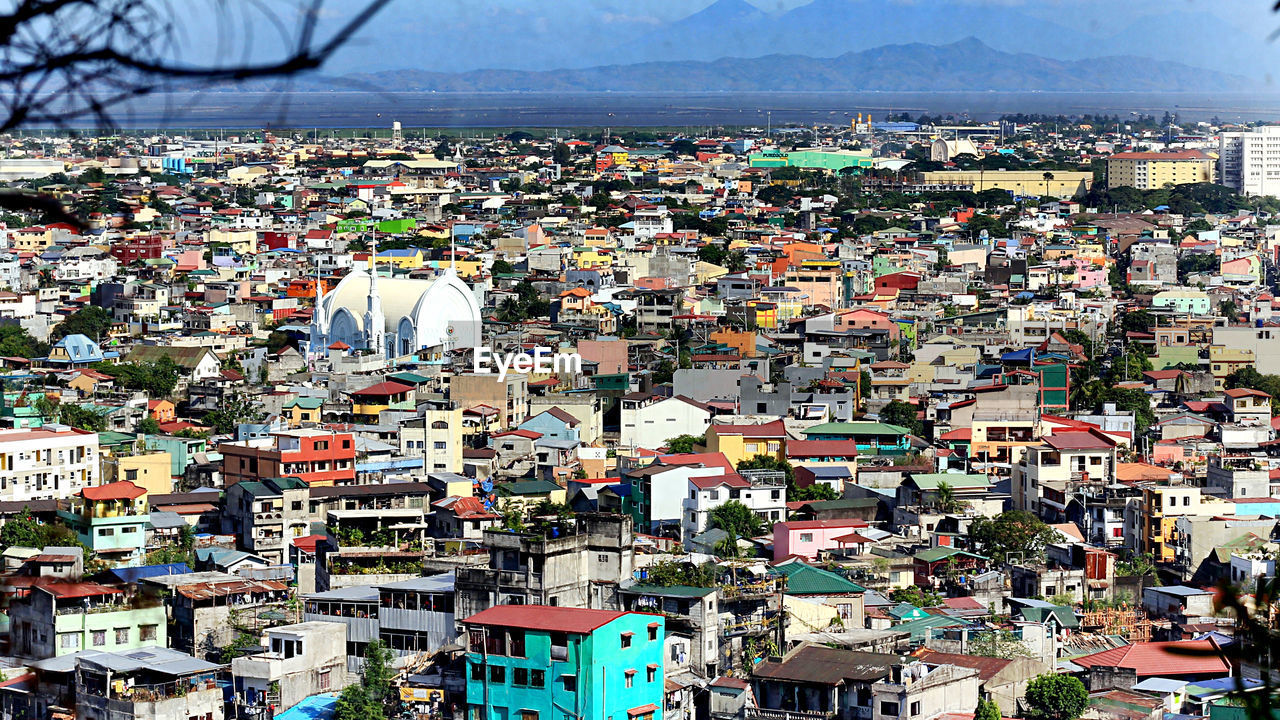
893, 614, 967, 641
914, 547, 988, 563
803, 421, 911, 437
389, 371, 431, 385
495, 479, 563, 496
776, 562, 865, 595
628, 584, 715, 597
97, 431, 138, 446
1018, 606, 1080, 630
285, 397, 324, 410
799, 497, 879, 511
909, 473, 992, 490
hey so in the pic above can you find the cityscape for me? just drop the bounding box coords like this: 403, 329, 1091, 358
0, 2, 1278, 720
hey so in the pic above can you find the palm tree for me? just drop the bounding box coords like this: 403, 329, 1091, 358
934, 481, 965, 514
725, 250, 748, 273
1042, 171, 1055, 199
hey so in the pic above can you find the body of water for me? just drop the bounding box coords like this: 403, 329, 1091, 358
34, 91, 1280, 130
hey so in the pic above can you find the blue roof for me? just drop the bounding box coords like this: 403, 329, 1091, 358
810, 466, 854, 477
1185, 678, 1262, 697
47, 333, 110, 363
1151, 585, 1211, 597
1000, 348, 1034, 362
276, 693, 337, 720
108, 563, 193, 583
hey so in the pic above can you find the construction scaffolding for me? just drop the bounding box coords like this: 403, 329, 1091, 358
1079, 605, 1154, 643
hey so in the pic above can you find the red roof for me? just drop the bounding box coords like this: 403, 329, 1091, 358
464, 604, 627, 634
81, 481, 146, 501
1225, 387, 1271, 399
1071, 639, 1230, 677
938, 428, 972, 441
492, 429, 542, 440
39, 581, 123, 599
690, 473, 750, 490
1044, 429, 1115, 450
350, 380, 415, 397
292, 534, 327, 553
657, 452, 734, 473
775, 519, 868, 531
707, 419, 786, 437
786, 439, 858, 458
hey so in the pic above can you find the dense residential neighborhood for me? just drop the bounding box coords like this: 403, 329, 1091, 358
0, 113, 1275, 720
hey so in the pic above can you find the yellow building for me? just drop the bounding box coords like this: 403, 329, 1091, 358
375, 248, 426, 271
208, 228, 258, 255
283, 397, 324, 427
1209, 345, 1255, 391
704, 420, 787, 467
1106, 150, 1215, 190
1140, 485, 1234, 563
102, 451, 174, 496
920, 170, 1094, 199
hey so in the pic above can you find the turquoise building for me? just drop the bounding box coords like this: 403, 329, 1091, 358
57, 480, 150, 568
802, 421, 913, 454
464, 606, 664, 720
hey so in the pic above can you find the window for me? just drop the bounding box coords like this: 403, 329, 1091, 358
520, 712, 539, 720
799, 533, 813, 542
509, 630, 526, 658
881, 702, 899, 716
563, 675, 578, 692
598, 554, 610, 563
489, 666, 505, 684
514, 668, 529, 687
911, 702, 921, 716
59, 633, 80, 649
319, 670, 331, 690
471, 663, 484, 681
531, 670, 545, 688
625, 670, 635, 688
648, 624, 658, 642
92, 630, 106, 647
647, 666, 657, 683
98, 528, 114, 537
140, 625, 157, 641
620, 632, 633, 649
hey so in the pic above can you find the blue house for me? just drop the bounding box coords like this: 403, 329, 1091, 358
40, 333, 118, 368
464, 606, 664, 720
518, 408, 581, 445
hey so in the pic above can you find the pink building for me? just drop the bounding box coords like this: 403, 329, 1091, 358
1059, 258, 1108, 290
773, 519, 871, 561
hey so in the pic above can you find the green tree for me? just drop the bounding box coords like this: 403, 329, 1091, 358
0, 325, 48, 358
552, 143, 572, 166
0, 507, 44, 548
334, 683, 377, 720
491, 258, 515, 275
51, 306, 112, 342
879, 399, 923, 436
665, 434, 703, 454
889, 585, 942, 607
361, 640, 398, 715
1117, 552, 1157, 577
1025, 673, 1089, 720
57, 404, 107, 432
933, 482, 966, 513
975, 698, 1002, 720
643, 559, 716, 588
969, 510, 1058, 564
710, 500, 766, 539
970, 629, 1032, 659
202, 393, 265, 434
137, 416, 162, 435
1184, 218, 1213, 235
1220, 300, 1240, 323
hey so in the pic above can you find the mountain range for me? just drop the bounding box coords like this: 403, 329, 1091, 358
319, 0, 1277, 81
311, 38, 1251, 93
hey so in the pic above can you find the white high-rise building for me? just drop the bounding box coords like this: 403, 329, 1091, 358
0, 426, 100, 501
1219, 125, 1280, 197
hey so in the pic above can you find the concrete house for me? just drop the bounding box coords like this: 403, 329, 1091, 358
231, 621, 354, 716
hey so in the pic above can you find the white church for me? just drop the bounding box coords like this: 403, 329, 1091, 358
310, 256, 483, 359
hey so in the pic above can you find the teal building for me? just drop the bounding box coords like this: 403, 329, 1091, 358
464, 606, 664, 720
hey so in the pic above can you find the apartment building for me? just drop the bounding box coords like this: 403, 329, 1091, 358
682, 471, 787, 541
1219, 124, 1280, 196
1012, 429, 1117, 518
0, 425, 100, 502
463, 606, 665, 720
1106, 150, 1214, 190
10, 582, 166, 660
219, 428, 357, 487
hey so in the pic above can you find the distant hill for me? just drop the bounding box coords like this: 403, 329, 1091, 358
320, 38, 1251, 93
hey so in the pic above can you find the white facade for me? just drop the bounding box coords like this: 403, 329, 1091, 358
681, 476, 787, 541
620, 395, 712, 452
1220, 125, 1280, 197
0, 426, 100, 501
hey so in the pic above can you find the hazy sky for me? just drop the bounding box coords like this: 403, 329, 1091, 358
175, 0, 1275, 75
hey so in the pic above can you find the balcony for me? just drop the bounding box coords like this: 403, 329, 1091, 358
456, 567, 544, 591
746, 709, 835, 720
